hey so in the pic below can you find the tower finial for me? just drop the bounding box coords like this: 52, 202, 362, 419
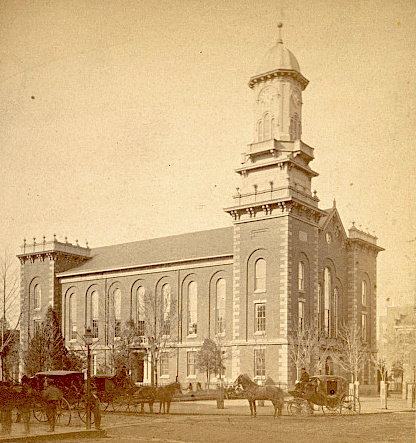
277, 22, 283, 44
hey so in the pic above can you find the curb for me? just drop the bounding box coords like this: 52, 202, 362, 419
0, 429, 106, 442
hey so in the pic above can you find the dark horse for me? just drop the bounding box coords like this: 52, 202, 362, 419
235, 374, 284, 418
156, 381, 182, 414
138, 381, 182, 414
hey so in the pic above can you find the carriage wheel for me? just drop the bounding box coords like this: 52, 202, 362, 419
100, 401, 110, 412
340, 395, 360, 417
56, 398, 72, 426
33, 402, 48, 422
288, 398, 312, 417
321, 402, 339, 416
77, 400, 96, 424
111, 399, 124, 412
12, 409, 21, 423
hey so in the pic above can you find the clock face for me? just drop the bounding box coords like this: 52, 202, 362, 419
258, 86, 278, 106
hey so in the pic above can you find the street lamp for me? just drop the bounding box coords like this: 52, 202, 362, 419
84, 327, 94, 430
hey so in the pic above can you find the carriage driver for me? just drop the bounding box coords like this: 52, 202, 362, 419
295, 368, 310, 393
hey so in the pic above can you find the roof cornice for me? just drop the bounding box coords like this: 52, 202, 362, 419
249, 69, 309, 90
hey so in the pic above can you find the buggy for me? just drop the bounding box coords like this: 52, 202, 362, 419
31, 370, 100, 425
287, 375, 360, 417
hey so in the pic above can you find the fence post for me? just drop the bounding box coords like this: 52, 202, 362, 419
380, 381, 388, 409
407, 384, 415, 409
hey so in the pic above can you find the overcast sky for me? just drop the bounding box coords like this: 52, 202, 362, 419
1, 0, 415, 319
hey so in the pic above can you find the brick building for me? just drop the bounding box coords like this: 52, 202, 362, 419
18, 27, 383, 387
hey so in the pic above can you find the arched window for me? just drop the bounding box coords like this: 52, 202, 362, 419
114, 288, 121, 338
162, 284, 171, 336
290, 118, 294, 139
298, 300, 305, 332
136, 286, 145, 337
271, 117, 276, 139
318, 284, 322, 330
333, 287, 339, 337
216, 278, 226, 334
258, 121, 263, 142
362, 280, 367, 306
87, 291, 99, 338
34, 284, 41, 310
298, 262, 305, 292
325, 356, 334, 376
255, 259, 266, 292
324, 268, 331, 336
294, 114, 299, 138
69, 292, 77, 340
187, 281, 197, 335
362, 313, 367, 341
263, 113, 271, 140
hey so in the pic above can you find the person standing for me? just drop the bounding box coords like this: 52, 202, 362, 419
90, 387, 101, 430
41, 379, 63, 432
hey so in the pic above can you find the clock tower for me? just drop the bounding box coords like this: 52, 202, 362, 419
226, 23, 324, 223
225, 24, 326, 384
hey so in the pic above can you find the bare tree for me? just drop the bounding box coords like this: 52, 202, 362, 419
289, 322, 329, 380
372, 355, 388, 383
331, 323, 369, 384
140, 290, 177, 386
110, 319, 137, 374
0, 251, 20, 380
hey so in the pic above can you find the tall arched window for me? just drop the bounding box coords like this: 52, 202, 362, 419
324, 268, 331, 336
318, 284, 322, 330
34, 284, 41, 310
87, 291, 99, 338
69, 292, 77, 340
258, 121, 263, 142
216, 278, 226, 334
298, 300, 305, 332
255, 259, 266, 292
136, 286, 145, 337
362, 280, 367, 306
294, 114, 299, 139
271, 117, 276, 139
298, 262, 305, 292
162, 284, 171, 336
114, 288, 122, 338
263, 113, 271, 139
187, 281, 197, 335
332, 287, 339, 337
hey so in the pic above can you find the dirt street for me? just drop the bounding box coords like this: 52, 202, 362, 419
79, 411, 414, 443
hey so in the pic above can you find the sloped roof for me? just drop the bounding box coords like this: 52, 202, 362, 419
58, 226, 233, 277
319, 207, 348, 239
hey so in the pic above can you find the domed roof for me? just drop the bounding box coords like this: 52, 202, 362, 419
248, 24, 308, 90
257, 41, 301, 75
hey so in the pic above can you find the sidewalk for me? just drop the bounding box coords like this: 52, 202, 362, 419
188, 395, 415, 415
358, 395, 415, 414
0, 424, 105, 442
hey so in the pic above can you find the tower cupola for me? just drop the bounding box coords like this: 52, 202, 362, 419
225, 24, 324, 224
249, 23, 308, 143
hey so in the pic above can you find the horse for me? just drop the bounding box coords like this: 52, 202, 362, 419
234, 374, 284, 418
156, 381, 182, 414
137, 381, 182, 414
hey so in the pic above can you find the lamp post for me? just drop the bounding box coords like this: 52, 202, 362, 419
84, 327, 93, 430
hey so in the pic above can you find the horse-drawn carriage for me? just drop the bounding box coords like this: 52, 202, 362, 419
29, 370, 89, 425
287, 375, 360, 417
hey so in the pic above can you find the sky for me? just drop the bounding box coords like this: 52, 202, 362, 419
0, 0, 415, 321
